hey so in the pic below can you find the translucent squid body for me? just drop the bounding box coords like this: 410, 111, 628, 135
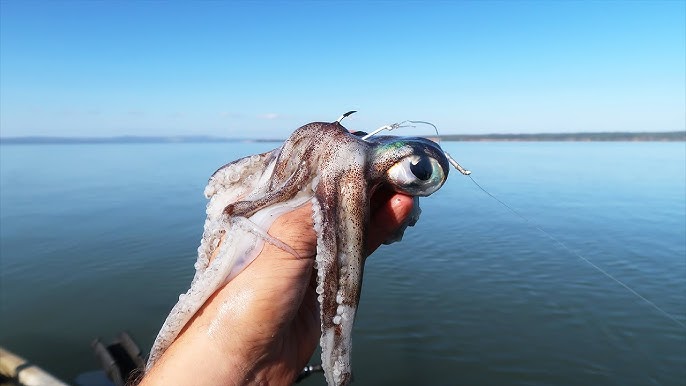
147, 119, 453, 385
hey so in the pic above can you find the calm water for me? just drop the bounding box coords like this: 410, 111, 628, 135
1, 141, 684, 386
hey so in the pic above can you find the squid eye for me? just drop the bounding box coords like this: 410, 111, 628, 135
386, 155, 446, 196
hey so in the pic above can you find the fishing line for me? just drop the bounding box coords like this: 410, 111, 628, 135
346, 112, 685, 329
463, 172, 686, 330
361, 120, 441, 141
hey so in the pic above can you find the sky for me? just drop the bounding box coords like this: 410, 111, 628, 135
0, 1, 684, 138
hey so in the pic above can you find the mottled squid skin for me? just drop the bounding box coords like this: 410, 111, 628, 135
147, 121, 450, 385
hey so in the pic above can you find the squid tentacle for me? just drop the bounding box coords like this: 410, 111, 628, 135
315, 168, 369, 386
224, 159, 312, 218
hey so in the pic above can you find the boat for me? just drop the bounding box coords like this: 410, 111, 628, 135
0, 346, 70, 386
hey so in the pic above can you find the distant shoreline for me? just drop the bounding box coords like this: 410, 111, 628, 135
1, 131, 684, 144
439, 131, 685, 142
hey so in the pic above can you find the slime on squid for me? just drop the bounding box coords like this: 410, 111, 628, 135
147, 111, 469, 386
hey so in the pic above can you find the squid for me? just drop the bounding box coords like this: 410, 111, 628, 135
147, 116, 459, 385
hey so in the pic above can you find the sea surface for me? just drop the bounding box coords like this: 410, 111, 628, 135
1, 141, 684, 386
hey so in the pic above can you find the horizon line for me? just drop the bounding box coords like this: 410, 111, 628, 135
1, 130, 684, 144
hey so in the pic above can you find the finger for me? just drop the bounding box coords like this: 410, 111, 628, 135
366, 192, 414, 253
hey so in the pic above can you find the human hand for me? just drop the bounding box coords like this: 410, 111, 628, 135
140, 191, 415, 386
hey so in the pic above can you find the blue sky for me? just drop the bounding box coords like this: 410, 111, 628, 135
1, 1, 684, 138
